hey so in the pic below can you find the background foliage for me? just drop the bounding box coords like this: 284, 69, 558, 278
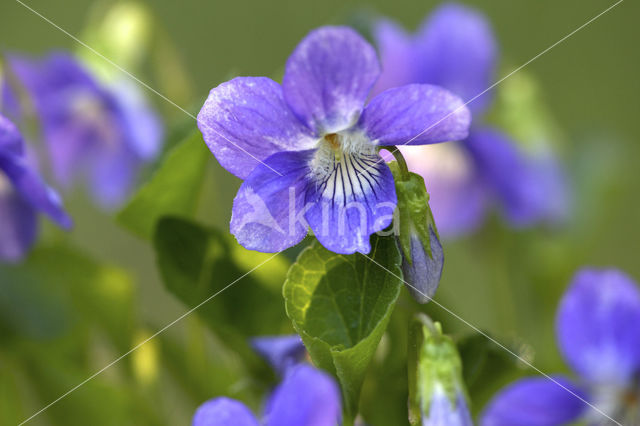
0, 0, 639, 424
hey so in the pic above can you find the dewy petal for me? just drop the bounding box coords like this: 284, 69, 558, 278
283, 26, 381, 134
399, 143, 487, 238
415, 3, 498, 114
305, 148, 396, 254
424, 388, 472, 426
264, 364, 341, 426
481, 376, 587, 426
230, 150, 314, 253
556, 268, 640, 386
0, 185, 37, 262
358, 84, 471, 146
370, 19, 415, 96
0, 152, 72, 229
465, 127, 542, 227
192, 397, 259, 426
198, 77, 315, 179
250, 334, 306, 376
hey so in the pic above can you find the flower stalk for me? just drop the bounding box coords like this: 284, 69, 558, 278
388, 156, 445, 303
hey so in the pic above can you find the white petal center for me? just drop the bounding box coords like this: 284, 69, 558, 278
309, 130, 383, 204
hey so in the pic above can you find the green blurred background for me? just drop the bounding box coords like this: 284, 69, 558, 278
0, 0, 639, 424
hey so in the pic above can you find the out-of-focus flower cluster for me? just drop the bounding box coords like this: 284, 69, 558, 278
3, 52, 163, 210
0, 5, 163, 261
374, 3, 568, 238
483, 269, 640, 426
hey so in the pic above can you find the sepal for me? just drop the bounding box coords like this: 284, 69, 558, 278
408, 314, 472, 426
390, 161, 444, 303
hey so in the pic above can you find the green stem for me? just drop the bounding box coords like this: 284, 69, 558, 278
342, 415, 355, 426
487, 225, 518, 336
413, 313, 440, 337
382, 146, 410, 181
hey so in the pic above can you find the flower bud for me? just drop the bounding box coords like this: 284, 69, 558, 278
408, 314, 472, 426
80, 2, 153, 78
401, 226, 444, 303
390, 162, 444, 303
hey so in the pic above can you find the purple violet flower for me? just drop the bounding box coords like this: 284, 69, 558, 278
192, 364, 341, 426
0, 113, 71, 262
373, 3, 566, 238
481, 269, 640, 425
5, 52, 163, 209
250, 334, 307, 376
197, 26, 471, 254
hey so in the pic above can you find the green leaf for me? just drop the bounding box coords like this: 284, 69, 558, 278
16, 345, 153, 426
159, 317, 265, 412
0, 358, 26, 425
153, 216, 292, 349
358, 300, 412, 425
283, 235, 403, 423
117, 131, 210, 240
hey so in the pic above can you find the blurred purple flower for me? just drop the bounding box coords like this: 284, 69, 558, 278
0, 113, 71, 262
373, 3, 567, 238
192, 364, 341, 426
250, 334, 306, 376
482, 269, 640, 425
5, 52, 163, 209
197, 26, 471, 254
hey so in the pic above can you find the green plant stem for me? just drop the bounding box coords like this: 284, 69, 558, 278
413, 313, 439, 336
487, 225, 518, 336
342, 414, 355, 426
382, 147, 411, 181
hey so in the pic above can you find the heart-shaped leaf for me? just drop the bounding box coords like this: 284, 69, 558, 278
283, 235, 403, 423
